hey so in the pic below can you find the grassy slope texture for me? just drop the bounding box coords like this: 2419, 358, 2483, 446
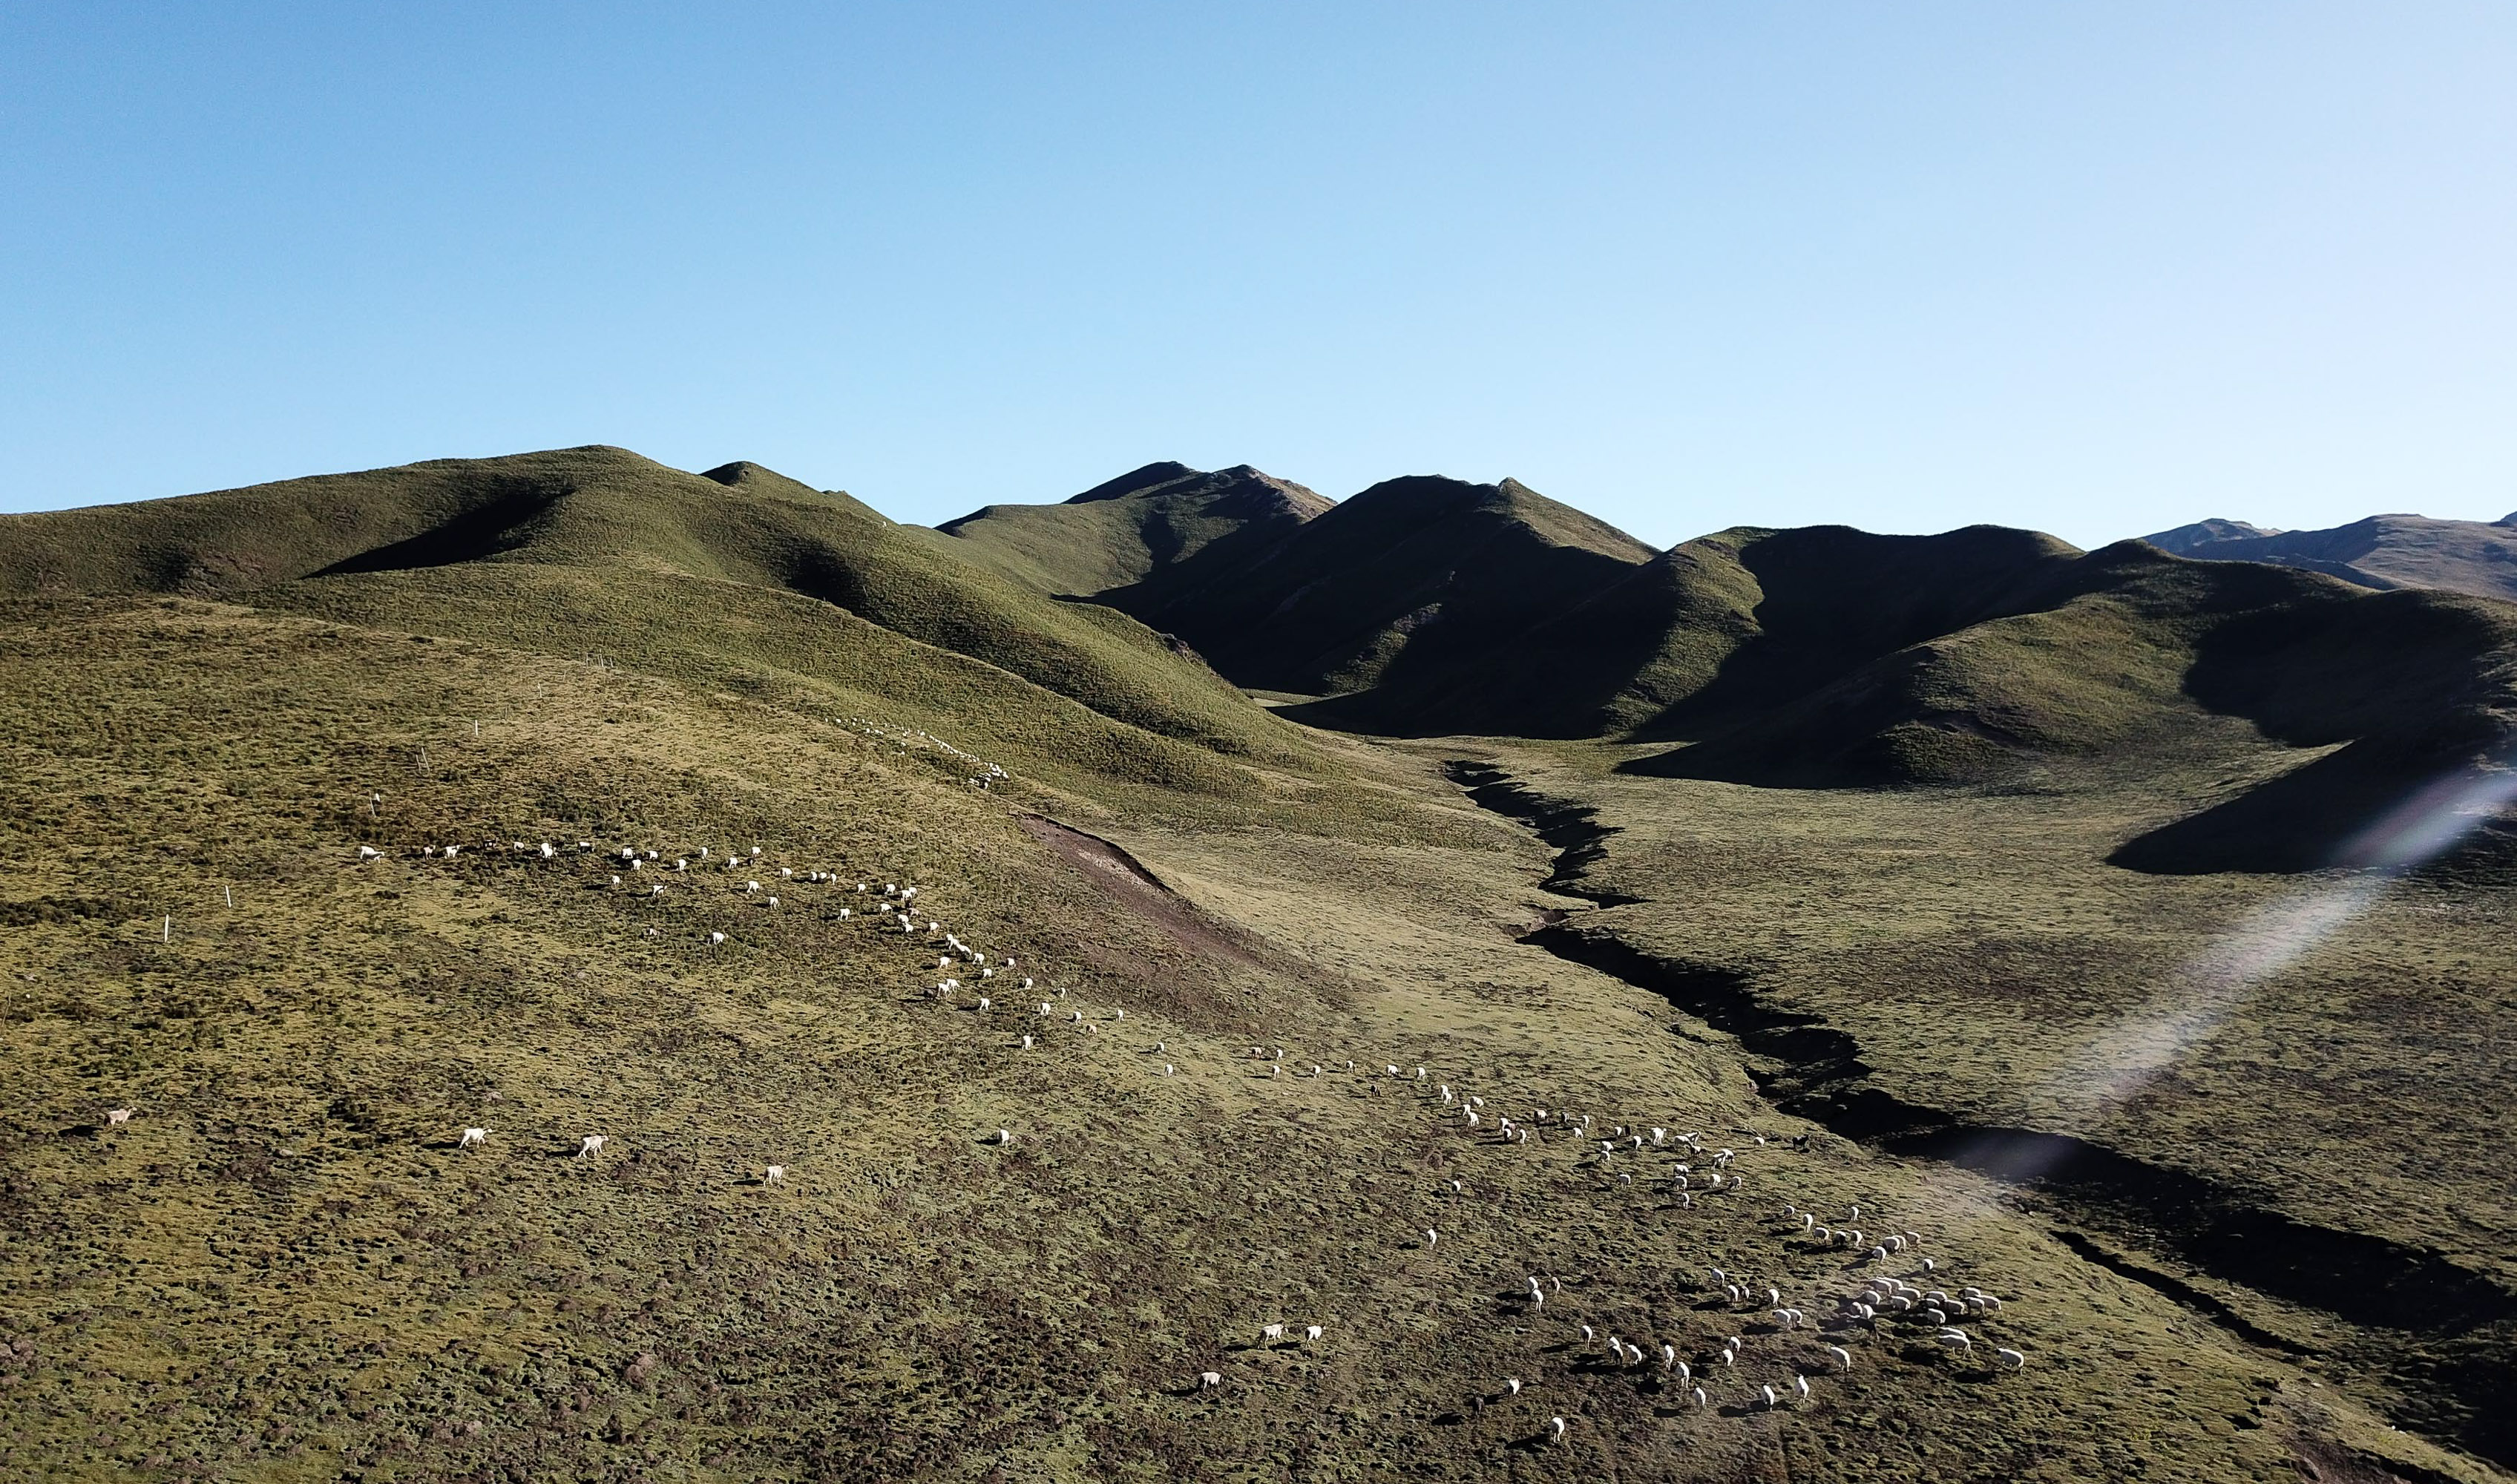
2, 450, 2511, 1484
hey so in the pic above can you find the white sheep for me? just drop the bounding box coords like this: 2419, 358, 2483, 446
459, 1127, 487, 1149
105, 1108, 134, 1126
577, 1135, 606, 1159
1200, 1370, 1222, 1389
765, 1165, 785, 1183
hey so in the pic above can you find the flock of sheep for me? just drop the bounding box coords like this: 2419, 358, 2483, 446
341, 825, 2034, 1454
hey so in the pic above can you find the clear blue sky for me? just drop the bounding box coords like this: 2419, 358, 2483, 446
4, 4, 2510, 548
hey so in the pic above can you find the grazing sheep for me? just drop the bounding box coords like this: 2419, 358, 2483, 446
577, 1135, 606, 1159
1549, 1417, 1566, 1443
459, 1127, 487, 1149
1305, 1325, 1323, 1342
105, 1109, 133, 1127
764, 1165, 785, 1184
1199, 1371, 1221, 1389
1504, 1378, 1523, 1396
1261, 1324, 1284, 1343
1995, 1347, 2027, 1369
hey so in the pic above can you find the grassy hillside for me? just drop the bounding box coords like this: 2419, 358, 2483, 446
935, 462, 1330, 599
0, 447, 1317, 779
1, 595, 2491, 1484
1459, 742, 2517, 1473
1123, 474, 1658, 699
1630, 540, 2517, 790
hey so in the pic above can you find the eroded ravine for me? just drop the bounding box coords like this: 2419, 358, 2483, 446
1446, 758, 2517, 1472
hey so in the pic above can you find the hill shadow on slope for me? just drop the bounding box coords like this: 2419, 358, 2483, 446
2105, 591, 2517, 874
311, 475, 574, 576
1111, 473, 1658, 703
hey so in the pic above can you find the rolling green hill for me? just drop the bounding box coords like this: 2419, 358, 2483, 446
1100, 473, 1659, 697
0, 447, 1325, 794
931, 465, 2517, 873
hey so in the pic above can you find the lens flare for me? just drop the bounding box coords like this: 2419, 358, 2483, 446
2057, 752, 2517, 1120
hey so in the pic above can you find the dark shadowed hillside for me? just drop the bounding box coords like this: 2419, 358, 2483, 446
1618, 538, 2517, 792
941, 466, 1661, 704
939, 465, 2517, 874
2143, 511, 2517, 603
1103, 473, 1658, 697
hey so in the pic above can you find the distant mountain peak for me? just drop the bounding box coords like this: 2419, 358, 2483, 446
2140, 518, 2281, 556
1066, 462, 1204, 504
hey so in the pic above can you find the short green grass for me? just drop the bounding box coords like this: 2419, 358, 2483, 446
0, 597, 2495, 1483
1454, 735, 2517, 1470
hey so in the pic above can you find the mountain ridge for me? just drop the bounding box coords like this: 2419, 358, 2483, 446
2141, 510, 2517, 604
